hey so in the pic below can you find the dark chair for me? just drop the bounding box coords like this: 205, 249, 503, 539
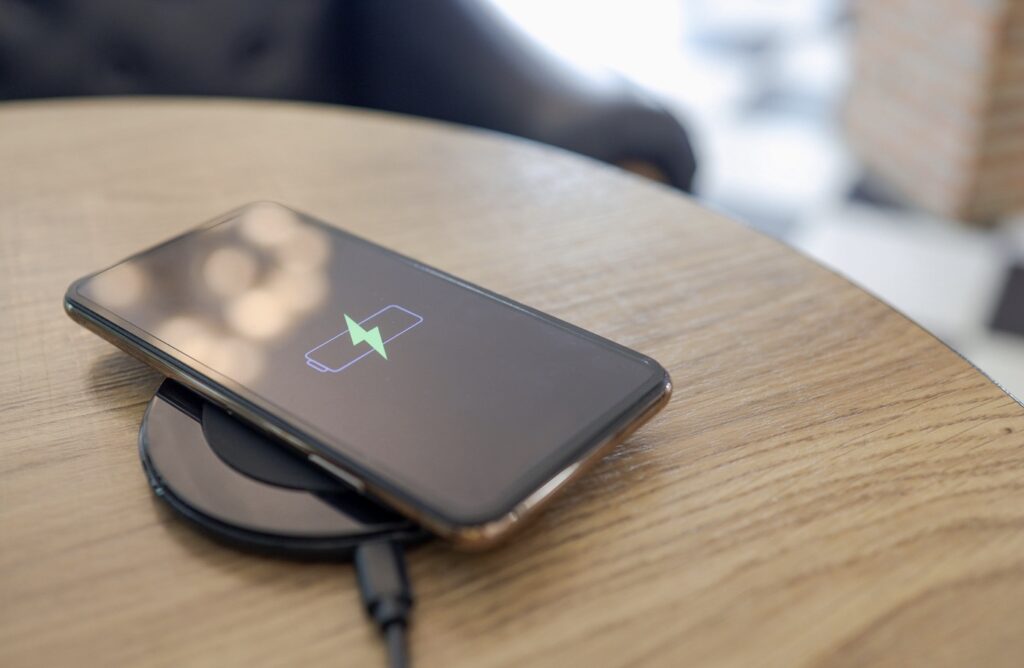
0, 0, 696, 191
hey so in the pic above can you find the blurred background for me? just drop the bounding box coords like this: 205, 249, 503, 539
2, 0, 1023, 395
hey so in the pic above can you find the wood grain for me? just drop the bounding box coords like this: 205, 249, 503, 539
2, 98, 1023, 667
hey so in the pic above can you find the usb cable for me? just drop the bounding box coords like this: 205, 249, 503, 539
354, 540, 415, 668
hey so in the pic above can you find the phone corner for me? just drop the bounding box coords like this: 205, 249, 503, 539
442, 513, 523, 551
640, 354, 673, 398
62, 280, 85, 320
659, 366, 673, 398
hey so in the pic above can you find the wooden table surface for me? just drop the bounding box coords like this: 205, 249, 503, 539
2, 99, 1024, 668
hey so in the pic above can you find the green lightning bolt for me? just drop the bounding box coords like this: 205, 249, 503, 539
344, 314, 388, 360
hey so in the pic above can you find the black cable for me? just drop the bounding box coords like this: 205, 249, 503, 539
384, 623, 409, 668
354, 540, 414, 668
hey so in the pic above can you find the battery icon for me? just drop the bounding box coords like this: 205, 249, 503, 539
305, 305, 423, 373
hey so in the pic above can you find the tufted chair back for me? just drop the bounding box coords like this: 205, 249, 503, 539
0, 0, 697, 192
0, 0, 350, 102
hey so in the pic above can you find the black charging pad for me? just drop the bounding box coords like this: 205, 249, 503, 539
139, 379, 427, 559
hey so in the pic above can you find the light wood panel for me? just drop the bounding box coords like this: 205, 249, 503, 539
2, 99, 1023, 667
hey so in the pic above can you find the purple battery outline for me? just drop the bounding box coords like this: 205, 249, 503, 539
305, 305, 424, 373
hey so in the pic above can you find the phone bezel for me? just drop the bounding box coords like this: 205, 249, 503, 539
65, 204, 672, 547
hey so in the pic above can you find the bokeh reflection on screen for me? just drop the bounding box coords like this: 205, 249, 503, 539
86, 203, 330, 385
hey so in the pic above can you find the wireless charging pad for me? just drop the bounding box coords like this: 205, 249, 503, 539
139, 379, 427, 559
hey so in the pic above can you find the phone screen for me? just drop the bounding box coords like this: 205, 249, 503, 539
71, 204, 667, 526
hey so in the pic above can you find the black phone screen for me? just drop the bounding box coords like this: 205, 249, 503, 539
70, 204, 667, 525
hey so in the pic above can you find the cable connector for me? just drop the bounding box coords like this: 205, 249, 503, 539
354, 540, 414, 668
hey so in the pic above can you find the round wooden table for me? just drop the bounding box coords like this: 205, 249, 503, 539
2, 99, 1023, 667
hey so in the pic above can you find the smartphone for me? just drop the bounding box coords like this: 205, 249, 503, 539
65, 203, 671, 548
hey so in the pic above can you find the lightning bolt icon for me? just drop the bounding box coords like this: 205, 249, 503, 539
344, 313, 388, 360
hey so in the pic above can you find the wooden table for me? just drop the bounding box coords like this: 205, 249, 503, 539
2, 99, 1023, 668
